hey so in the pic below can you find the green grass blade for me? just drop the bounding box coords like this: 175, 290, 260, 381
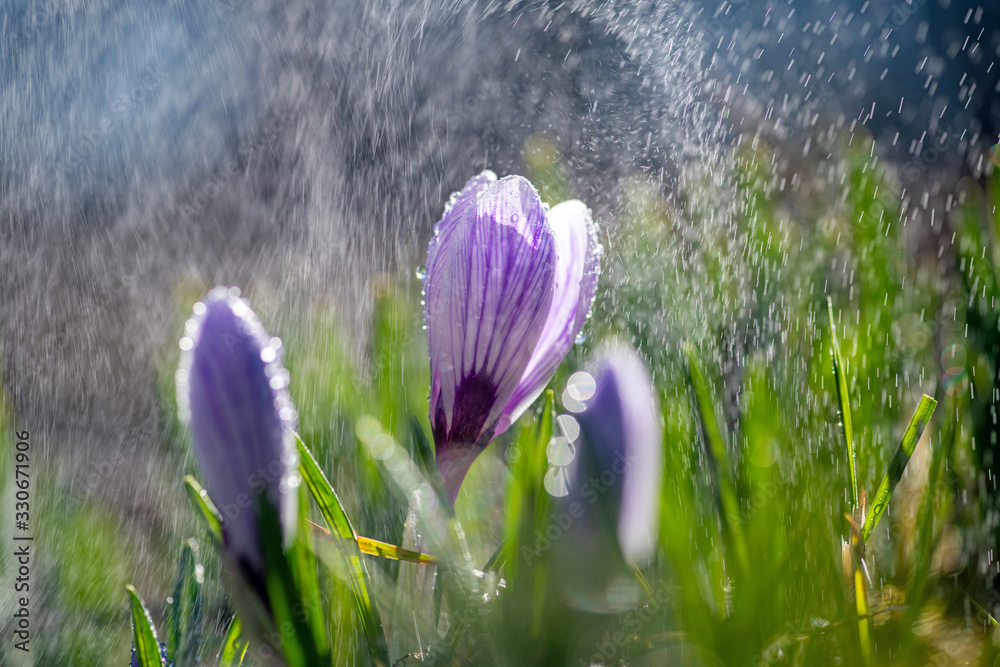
827, 297, 858, 508
684, 342, 750, 575
127, 585, 165, 667
529, 390, 554, 636
219, 617, 248, 666
296, 433, 389, 665
183, 475, 223, 544
860, 394, 937, 543
296, 434, 358, 540
852, 544, 872, 664
259, 500, 326, 667
293, 482, 328, 656
409, 415, 437, 480
166, 539, 204, 667
966, 594, 1000, 628
482, 539, 506, 576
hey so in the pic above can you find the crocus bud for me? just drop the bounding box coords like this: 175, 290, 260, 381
176, 287, 300, 576
424, 171, 601, 501
555, 346, 662, 612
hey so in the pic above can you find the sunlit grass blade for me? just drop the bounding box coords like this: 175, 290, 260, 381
309, 521, 438, 564
293, 482, 328, 656
409, 415, 437, 481
684, 342, 750, 574
183, 475, 223, 544
482, 540, 506, 576
296, 435, 359, 539
219, 617, 248, 666
631, 562, 656, 600
860, 394, 937, 543
966, 594, 1000, 628
165, 539, 204, 667
127, 584, 165, 667
907, 402, 959, 621
827, 297, 858, 508
520, 390, 555, 636
296, 433, 389, 665
259, 500, 327, 667
827, 298, 880, 663
853, 548, 872, 663
357, 536, 437, 564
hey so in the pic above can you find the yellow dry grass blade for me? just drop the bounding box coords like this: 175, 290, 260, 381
310, 521, 438, 565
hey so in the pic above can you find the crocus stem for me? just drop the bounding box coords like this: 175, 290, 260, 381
390, 506, 438, 662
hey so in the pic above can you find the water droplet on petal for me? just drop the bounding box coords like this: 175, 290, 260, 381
416, 264, 427, 280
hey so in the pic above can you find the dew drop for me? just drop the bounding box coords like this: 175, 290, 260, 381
416, 264, 427, 280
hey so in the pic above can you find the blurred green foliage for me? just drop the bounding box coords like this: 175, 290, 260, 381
6, 133, 1000, 666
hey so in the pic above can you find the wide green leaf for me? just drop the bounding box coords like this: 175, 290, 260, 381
127, 585, 164, 667
165, 539, 204, 666
258, 498, 327, 667
183, 475, 223, 545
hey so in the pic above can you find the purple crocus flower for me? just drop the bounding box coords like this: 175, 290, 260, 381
176, 287, 300, 576
556, 346, 662, 612
424, 171, 601, 502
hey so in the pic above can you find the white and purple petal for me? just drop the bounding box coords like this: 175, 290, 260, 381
495, 199, 601, 436
424, 173, 556, 499
177, 287, 299, 572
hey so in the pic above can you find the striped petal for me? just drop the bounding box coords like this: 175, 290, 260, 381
495, 200, 601, 436
424, 173, 556, 500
